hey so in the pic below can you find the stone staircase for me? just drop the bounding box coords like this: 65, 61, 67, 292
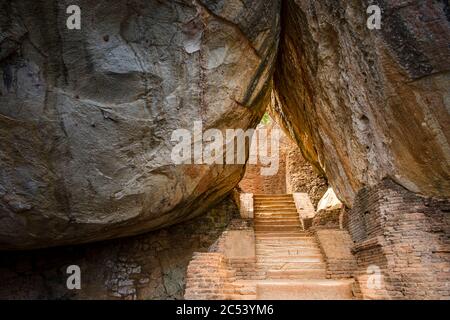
254, 194, 327, 279
246, 194, 355, 299
185, 194, 357, 300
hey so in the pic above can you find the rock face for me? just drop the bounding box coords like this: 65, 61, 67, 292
272, 0, 450, 205
285, 136, 328, 207
0, 0, 280, 249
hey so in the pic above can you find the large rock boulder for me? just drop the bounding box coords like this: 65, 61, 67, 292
272, 0, 450, 205
0, 0, 280, 249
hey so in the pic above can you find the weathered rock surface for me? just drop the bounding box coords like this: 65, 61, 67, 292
285, 135, 328, 207
272, 0, 450, 205
0, 0, 280, 249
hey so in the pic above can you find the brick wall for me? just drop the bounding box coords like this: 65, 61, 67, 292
239, 123, 287, 194
0, 197, 238, 300
345, 179, 450, 299
184, 252, 236, 300
184, 213, 259, 299
239, 121, 328, 200
286, 139, 328, 207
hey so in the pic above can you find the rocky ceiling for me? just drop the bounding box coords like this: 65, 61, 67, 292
0, 0, 448, 249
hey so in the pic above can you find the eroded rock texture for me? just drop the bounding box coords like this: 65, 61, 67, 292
272, 0, 450, 205
0, 0, 280, 249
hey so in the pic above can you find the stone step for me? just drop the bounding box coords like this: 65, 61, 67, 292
255, 224, 302, 229
255, 226, 303, 232
226, 294, 258, 300
255, 259, 326, 270
257, 246, 318, 251
255, 220, 301, 224
256, 254, 322, 260
255, 218, 301, 222
256, 241, 317, 245
256, 213, 298, 217
255, 213, 299, 218
255, 224, 302, 228
256, 244, 318, 248
233, 281, 258, 295
255, 234, 313, 238
257, 250, 320, 255
255, 219, 301, 224
254, 204, 295, 207
255, 210, 298, 214
254, 203, 295, 206
254, 199, 293, 201
257, 251, 322, 257
255, 208, 298, 212
256, 255, 323, 262
255, 209, 297, 212
265, 269, 327, 279
254, 198, 294, 201
254, 195, 294, 198
256, 240, 318, 244
255, 217, 300, 221
257, 248, 321, 253
254, 202, 294, 205
257, 245, 319, 249
257, 265, 325, 272
256, 279, 355, 300
255, 215, 300, 219
254, 204, 297, 209
257, 262, 326, 269
235, 271, 265, 277
255, 234, 311, 238
255, 207, 298, 210
253, 193, 293, 199
255, 201, 296, 205
254, 202, 296, 206
256, 239, 315, 243
255, 222, 302, 227
184, 193, 347, 300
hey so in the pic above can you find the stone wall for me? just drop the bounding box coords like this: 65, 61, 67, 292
239, 120, 327, 201
184, 252, 236, 300
345, 179, 450, 300
0, 197, 238, 300
239, 123, 287, 194
286, 139, 328, 207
